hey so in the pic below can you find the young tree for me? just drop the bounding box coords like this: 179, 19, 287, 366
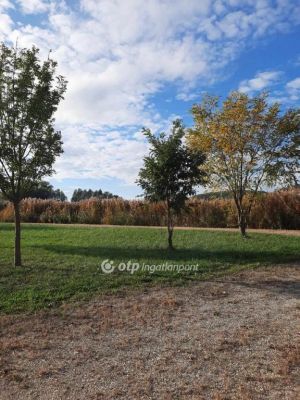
137, 119, 206, 250
0, 44, 67, 266
187, 92, 300, 237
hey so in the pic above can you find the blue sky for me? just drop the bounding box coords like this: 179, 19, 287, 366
1, 0, 300, 199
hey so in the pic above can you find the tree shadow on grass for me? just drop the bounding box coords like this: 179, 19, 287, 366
34, 244, 299, 266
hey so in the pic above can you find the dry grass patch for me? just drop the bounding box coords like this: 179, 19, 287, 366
0, 265, 299, 399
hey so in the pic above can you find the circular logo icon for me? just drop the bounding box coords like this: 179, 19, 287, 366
101, 259, 115, 274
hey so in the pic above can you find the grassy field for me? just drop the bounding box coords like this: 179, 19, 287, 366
0, 223, 299, 313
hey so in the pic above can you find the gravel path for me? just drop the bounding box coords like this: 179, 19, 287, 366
0, 265, 300, 399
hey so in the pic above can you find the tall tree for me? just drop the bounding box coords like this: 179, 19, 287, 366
137, 119, 206, 249
187, 92, 300, 237
0, 44, 67, 266
28, 181, 67, 201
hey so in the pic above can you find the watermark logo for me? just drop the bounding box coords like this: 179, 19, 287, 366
101, 259, 115, 274
100, 260, 198, 274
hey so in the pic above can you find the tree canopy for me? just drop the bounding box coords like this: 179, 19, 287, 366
28, 181, 67, 201
187, 91, 300, 236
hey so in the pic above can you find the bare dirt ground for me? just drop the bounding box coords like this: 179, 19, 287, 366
0, 265, 300, 400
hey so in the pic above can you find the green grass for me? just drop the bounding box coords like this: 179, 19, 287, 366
0, 223, 299, 314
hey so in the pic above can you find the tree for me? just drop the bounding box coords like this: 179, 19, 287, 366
71, 188, 119, 202
137, 119, 206, 250
187, 92, 300, 237
28, 181, 67, 201
0, 44, 67, 266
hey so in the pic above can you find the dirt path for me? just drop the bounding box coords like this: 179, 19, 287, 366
25, 222, 300, 237
0, 265, 300, 399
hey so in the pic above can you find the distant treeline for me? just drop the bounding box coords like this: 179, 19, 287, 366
0, 181, 67, 202
0, 189, 299, 230
0, 182, 120, 203
71, 188, 119, 202
28, 181, 67, 201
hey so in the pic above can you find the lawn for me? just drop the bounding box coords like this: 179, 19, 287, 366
0, 223, 299, 313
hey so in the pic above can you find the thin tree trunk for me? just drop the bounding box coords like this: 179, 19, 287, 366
168, 224, 174, 250
13, 201, 22, 267
238, 210, 247, 238
167, 202, 174, 250
234, 195, 248, 238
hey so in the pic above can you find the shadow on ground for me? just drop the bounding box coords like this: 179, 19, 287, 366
35, 243, 300, 266
225, 276, 300, 299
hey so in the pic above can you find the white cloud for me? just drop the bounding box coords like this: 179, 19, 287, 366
0, 12, 13, 39
176, 92, 199, 102
16, 0, 50, 14
286, 77, 300, 90
0, 0, 13, 39
286, 77, 300, 100
0, 0, 13, 11
239, 71, 282, 94
54, 125, 149, 185
55, 36, 215, 127
239, 73, 300, 105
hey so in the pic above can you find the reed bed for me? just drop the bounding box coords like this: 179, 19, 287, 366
0, 189, 299, 229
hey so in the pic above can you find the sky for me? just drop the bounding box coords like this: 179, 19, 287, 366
0, 0, 300, 199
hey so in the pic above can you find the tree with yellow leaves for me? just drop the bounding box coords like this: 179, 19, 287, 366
187, 92, 300, 237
